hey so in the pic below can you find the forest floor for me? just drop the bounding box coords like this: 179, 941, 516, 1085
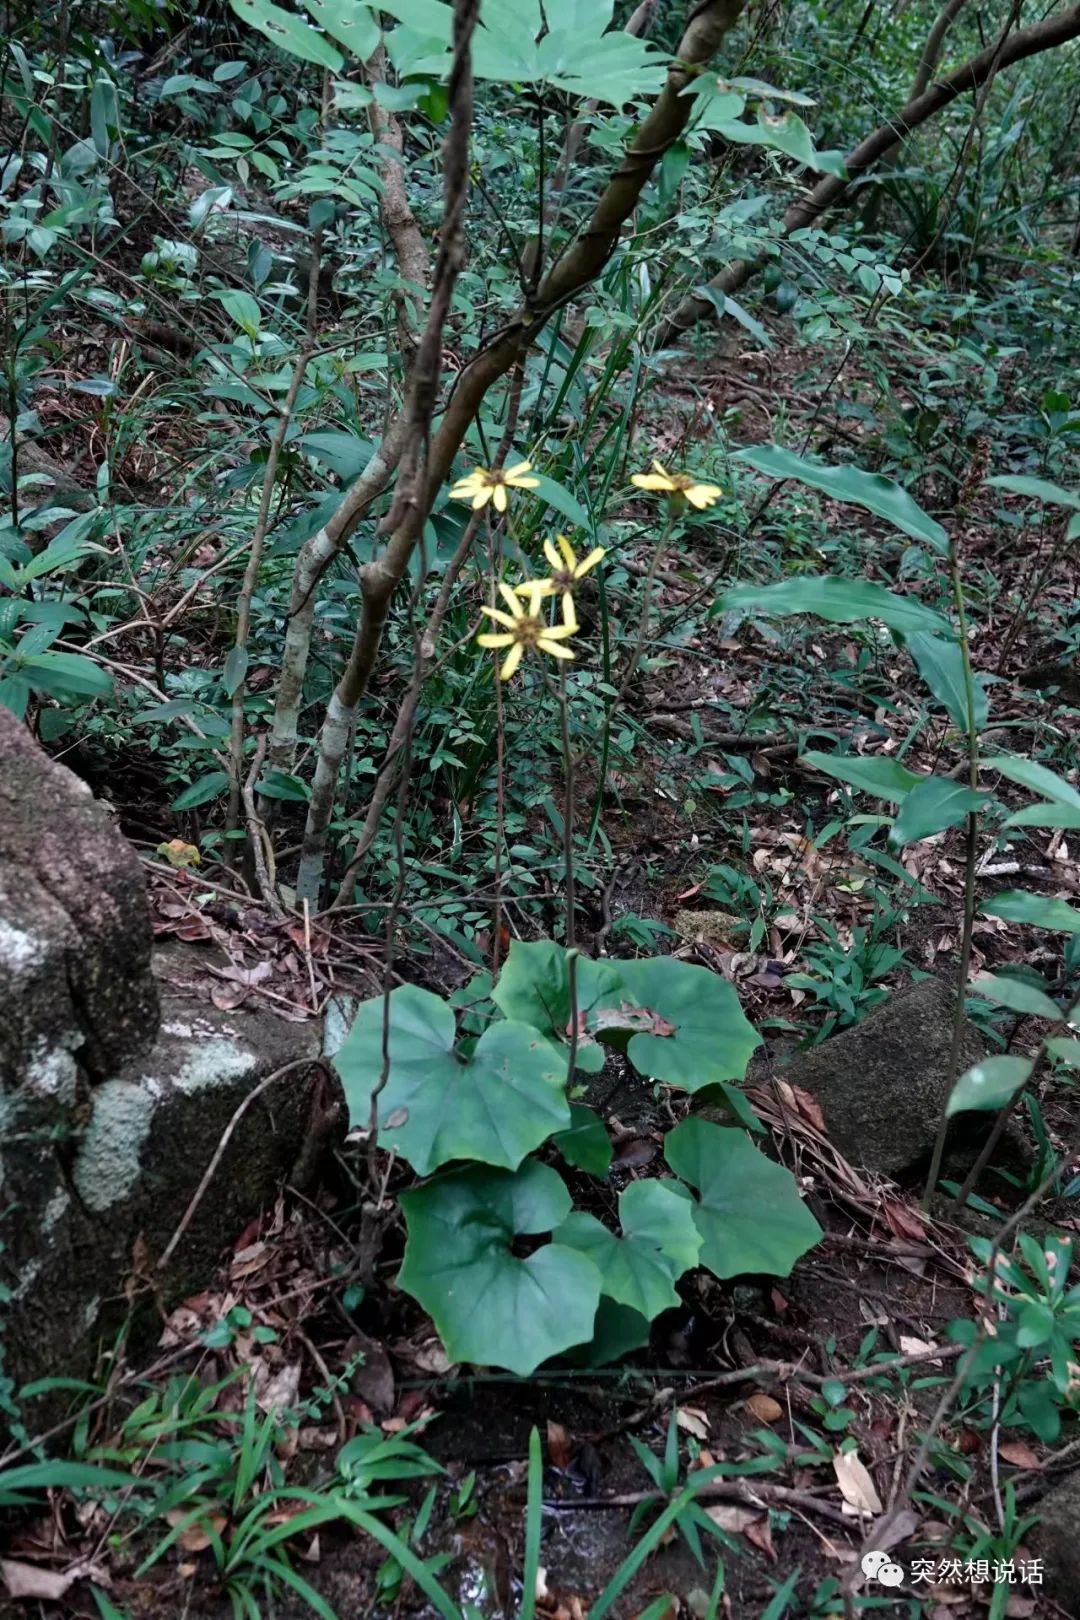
4, 315, 1080, 1620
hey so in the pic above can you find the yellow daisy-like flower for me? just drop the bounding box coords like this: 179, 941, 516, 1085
630, 459, 723, 510
516, 534, 606, 621
477, 580, 577, 682
450, 460, 540, 513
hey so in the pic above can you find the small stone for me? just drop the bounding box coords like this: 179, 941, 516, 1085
739, 978, 1011, 1182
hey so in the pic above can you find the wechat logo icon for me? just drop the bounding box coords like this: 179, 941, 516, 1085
861, 1550, 904, 1587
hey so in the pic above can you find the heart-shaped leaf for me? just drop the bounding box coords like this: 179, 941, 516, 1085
665, 1118, 822, 1278
603, 957, 760, 1092
492, 945, 760, 1093
334, 984, 571, 1175
492, 940, 622, 1073
557, 1180, 702, 1320
947, 1055, 1033, 1116
398, 1161, 602, 1375
553, 1105, 613, 1177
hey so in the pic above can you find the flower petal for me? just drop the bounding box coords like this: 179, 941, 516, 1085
685, 483, 721, 509
537, 639, 575, 660
499, 642, 525, 680
477, 632, 515, 648
481, 605, 519, 629
543, 537, 563, 571
472, 487, 493, 509
555, 533, 576, 570
515, 577, 556, 599
504, 460, 533, 479
540, 620, 576, 640
562, 590, 576, 625
497, 582, 523, 616
631, 473, 675, 492
575, 546, 606, 577
493, 484, 508, 513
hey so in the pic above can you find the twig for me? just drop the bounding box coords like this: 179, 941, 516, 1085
242, 735, 285, 920
548, 1478, 852, 1527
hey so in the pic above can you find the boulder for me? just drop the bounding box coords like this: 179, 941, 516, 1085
1029, 1471, 1080, 1615
748, 977, 992, 1181
0, 713, 344, 1433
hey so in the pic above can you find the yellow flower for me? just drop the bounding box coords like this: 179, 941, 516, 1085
477, 580, 577, 681
450, 459, 540, 513
517, 533, 606, 622
630, 459, 722, 510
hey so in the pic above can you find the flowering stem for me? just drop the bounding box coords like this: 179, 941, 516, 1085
489, 511, 507, 978
558, 662, 580, 1085
587, 503, 676, 857
618, 502, 676, 703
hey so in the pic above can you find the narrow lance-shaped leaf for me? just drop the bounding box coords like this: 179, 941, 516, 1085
800, 749, 923, 803
969, 973, 1062, 1021
733, 444, 950, 554
981, 891, 1080, 935
986, 757, 1080, 831
716, 577, 949, 635
986, 474, 1080, 511
890, 778, 989, 847
906, 632, 988, 731
947, 1055, 1033, 1117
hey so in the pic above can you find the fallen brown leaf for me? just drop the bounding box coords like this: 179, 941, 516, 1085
676, 1406, 710, 1440
832, 1449, 882, 1515
547, 1420, 573, 1471
998, 1439, 1041, 1469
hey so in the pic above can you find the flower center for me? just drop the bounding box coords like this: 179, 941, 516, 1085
517, 615, 544, 646
552, 567, 574, 590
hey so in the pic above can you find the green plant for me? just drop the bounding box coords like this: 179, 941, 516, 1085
950, 1230, 1080, 1445
626, 1410, 734, 1569
334, 939, 822, 1375
786, 918, 909, 1042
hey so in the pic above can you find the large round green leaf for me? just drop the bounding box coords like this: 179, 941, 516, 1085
613, 958, 760, 1091
665, 1118, 822, 1278
553, 1104, 613, 1178
494, 946, 760, 1095
398, 1162, 602, 1376
334, 984, 571, 1175
557, 1179, 701, 1320
492, 940, 624, 1074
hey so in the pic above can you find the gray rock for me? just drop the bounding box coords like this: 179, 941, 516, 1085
751, 977, 990, 1181
1030, 1471, 1080, 1615
0, 706, 158, 1083
0, 719, 345, 1434
3, 951, 342, 1432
